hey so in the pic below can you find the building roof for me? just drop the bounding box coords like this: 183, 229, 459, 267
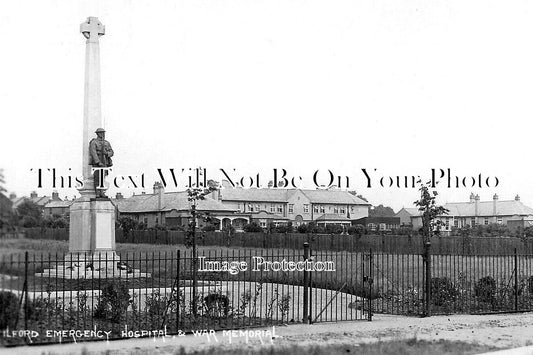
444, 200, 533, 217
30, 196, 51, 207
407, 198, 533, 218
300, 189, 369, 205
11, 195, 51, 209
219, 188, 370, 205
115, 191, 236, 214
44, 200, 73, 208
396, 207, 421, 217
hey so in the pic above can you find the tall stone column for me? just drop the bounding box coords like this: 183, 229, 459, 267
80, 17, 104, 197
68, 17, 116, 261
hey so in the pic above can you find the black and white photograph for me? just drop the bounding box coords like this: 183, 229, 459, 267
1, 1, 533, 354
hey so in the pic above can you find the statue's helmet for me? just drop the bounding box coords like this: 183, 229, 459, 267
95, 128, 106, 133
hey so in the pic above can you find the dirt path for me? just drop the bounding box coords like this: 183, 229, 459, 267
5, 313, 533, 355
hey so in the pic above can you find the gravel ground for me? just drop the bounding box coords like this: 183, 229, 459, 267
4, 312, 533, 355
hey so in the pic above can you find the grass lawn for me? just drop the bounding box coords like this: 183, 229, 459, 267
3, 238, 533, 315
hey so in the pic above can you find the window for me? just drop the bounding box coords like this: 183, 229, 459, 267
156, 217, 159, 224
270, 205, 275, 213
340, 207, 346, 214
445, 218, 449, 230
484, 218, 489, 225
333, 207, 338, 214
256, 204, 260, 212
277, 206, 283, 213
471, 218, 476, 227
454, 219, 458, 228
368, 223, 376, 231
497, 218, 503, 224
288, 204, 294, 214
320, 206, 325, 213
351, 206, 354, 213
259, 219, 267, 228
314, 205, 319, 213
303, 204, 309, 213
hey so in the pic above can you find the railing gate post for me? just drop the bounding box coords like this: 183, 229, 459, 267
303, 242, 309, 324
514, 248, 518, 312
424, 241, 432, 317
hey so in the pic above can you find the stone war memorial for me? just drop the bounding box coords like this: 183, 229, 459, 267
37, 17, 148, 278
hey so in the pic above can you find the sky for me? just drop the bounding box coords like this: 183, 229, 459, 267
1, 0, 532, 211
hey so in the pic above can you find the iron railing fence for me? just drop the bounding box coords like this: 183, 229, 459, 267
3, 245, 533, 346
0, 246, 368, 346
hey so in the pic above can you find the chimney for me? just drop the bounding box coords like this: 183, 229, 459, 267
116, 192, 123, 199
469, 193, 475, 203
515, 194, 520, 201
210, 189, 220, 201
30, 191, 38, 199
475, 194, 480, 216
52, 191, 60, 201
153, 181, 164, 195
493, 194, 498, 216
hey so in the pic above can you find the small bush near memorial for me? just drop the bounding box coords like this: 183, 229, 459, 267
431, 277, 459, 307
0, 291, 19, 329
94, 282, 131, 323
474, 276, 497, 304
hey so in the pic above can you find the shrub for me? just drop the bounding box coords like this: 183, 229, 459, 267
431, 277, 459, 307
94, 282, 131, 323
243, 222, 263, 233
325, 224, 344, 234
202, 224, 216, 232
0, 291, 19, 329
474, 276, 497, 304
296, 223, 309, 233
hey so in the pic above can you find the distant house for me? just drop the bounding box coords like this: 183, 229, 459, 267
43, 199, 73, 217
215, 186, 370, 226
394, 207, 420, 226
11, 191, 55, 215
410, 193, 533, 233
114, 183, 244, 230
352, 217, 401, 232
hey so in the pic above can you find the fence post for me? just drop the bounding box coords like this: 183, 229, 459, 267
303, 242, 309, 324
308, 244, 313, 324
424, 241, 432, 317
368, 248, 373, 321
514, 248, 518, 312
176, 249, 181, 330
24, 251, 29, 330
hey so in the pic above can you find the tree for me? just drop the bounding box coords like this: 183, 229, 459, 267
369, 204, 395, 217
186, 179, 219, 317
16, 200, 42, 227
0, 169, 6, 194
414, 180, 449, 243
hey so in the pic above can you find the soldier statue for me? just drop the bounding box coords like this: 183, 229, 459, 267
89, 128, 114, 198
